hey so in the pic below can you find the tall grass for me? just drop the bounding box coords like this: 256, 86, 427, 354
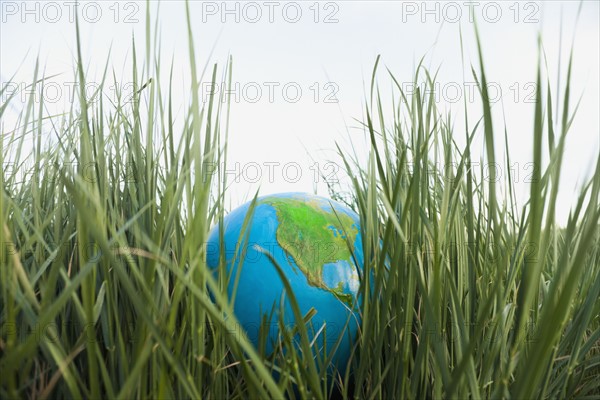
332, 26, 600, 400
1, 3, 599, 399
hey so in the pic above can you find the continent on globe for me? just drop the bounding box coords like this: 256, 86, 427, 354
261, 197, 360, 306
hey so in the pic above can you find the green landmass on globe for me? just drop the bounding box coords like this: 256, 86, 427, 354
261, 196, 360, 306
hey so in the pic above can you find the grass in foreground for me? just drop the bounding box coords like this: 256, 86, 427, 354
1, 4, 599, 399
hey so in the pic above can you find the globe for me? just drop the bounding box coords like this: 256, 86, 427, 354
206, 192, 364, 373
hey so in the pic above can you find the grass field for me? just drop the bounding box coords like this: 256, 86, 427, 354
1, 3, 599, 399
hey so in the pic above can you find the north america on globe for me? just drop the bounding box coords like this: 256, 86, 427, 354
261, 196, 361, 306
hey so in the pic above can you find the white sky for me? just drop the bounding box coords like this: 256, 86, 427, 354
1, 1, 599, 223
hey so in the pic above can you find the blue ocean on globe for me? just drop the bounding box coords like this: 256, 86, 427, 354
206, 192, 365, 372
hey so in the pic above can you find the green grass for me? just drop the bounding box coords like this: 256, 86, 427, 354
1, 3, 599, 399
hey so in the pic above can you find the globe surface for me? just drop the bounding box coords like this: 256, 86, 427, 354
206, 192, 364, 371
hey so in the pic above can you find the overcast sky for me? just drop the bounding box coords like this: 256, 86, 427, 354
1, 1, 599, 223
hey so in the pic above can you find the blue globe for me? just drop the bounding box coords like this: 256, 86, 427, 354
206, 192, 364, 372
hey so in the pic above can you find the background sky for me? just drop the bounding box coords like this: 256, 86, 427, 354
1, 0, 599, 223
